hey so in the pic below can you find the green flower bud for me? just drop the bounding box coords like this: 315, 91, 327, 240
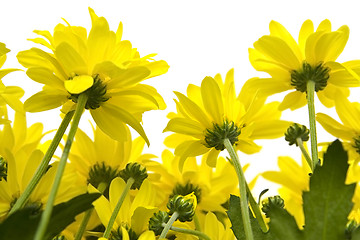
148, 210, 170, 236
285, 123, 309, 146
110, 226, 138, 240
167, 193, 197, 222
88, 162, 119, 198
345, 220, 359, 240
204, 120, 241, 151
261, 195, 285, 218
171, 182, 202, 203
291, 62, 330, 92
119, 162, 148, 190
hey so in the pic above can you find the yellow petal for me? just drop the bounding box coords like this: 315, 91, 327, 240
204, 212, 220, 239
174, 140, 209, 172
106, 66, 151, 89
88, 184, 113, 229
298, 20, 314, 56
278, 91, 307, 111
26, 67, 64, 89
314, 28, 349, 62
24, 90, 68, 112
201, 76, 224, 123
249, 120, 292, 139
55, 42, 87, 75
163, 117, 204, 138
64, 75, 93, 94
335, 93, 360, 130
316, 113, 354, 141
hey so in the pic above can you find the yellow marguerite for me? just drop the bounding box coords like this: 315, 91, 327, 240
17, 8, 168, 143
0, 113, 84, 218
68, 125, 154, 197
0, 42, 23, 116
203, 212, 235, 240
143, 149, 239, 215
316, 92, 360, 182
262, 156, 311, 228
246, 19, 360, 110
164, 68, 290, 169
89, 177, 158, 239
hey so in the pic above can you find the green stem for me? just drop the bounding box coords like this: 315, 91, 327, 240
246, 184, 268, 233
103, 177, 135, 238
9, 110, 75, 214
74, 182, 107, 240
296, 137, 313, 171
34, 93, 88, 240
224, 138, 254, 240
194, 213, 201, 232
162, 224, 211, 240
306, 80, 319, 170
159, 211, 179, 239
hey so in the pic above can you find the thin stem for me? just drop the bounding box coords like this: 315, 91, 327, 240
246, 184, 268, 233
224, 138, 254, 240
162, 224, 211, 240
103, 177, 135, 238
34, 93, 88, 240
296, 137, 313, 171
306, 80, 319, 170
159, 211, 179, 239
9, 110, 75, 214
74, 182, 108, 240
194, 213, 201, 232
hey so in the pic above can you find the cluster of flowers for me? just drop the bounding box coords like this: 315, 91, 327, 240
0, 7, 360, 240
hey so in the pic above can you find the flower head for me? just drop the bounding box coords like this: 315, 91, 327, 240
246, 19, 360, 110
164, 68, 290, 169
17, 8, 169, 143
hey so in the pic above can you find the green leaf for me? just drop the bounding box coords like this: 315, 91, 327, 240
267, 203, 304, 240
352, 227, 360, 240
227, 195, 273, 240
0, 193, 101, 240
303, 139, 356, 240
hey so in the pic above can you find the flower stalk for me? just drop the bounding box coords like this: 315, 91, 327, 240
102, 177, 135, 238
296, 137, 313, 171
34, 93, 88, 240
306, 80, 319, 170
159, 211, 180, 239
9, 110, 75, 214
224, 138, 254, 240
161, 223, 211, 240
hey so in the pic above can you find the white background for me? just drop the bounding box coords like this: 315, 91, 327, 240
1, 0, 360, 196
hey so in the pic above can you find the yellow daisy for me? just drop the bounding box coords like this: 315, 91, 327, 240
89, 177, 158, 239
316, 92, 360, 182
163, 68, 290, 169
262, 155, 311, 228
0, 113, 84, 219
142, 149, 239, 215
246, 19, 360, 110
0, 42, 23, 115
16, 8, 168, 143
67, 125, 154, 198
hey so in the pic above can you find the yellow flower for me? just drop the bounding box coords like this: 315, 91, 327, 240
17, 8, 168, 143
262, 156, 311, 228
0, 113, 84, 219
163, 68, 290, 169
246, 19, 360, 110
203, 212, 234, 240
67, 125, 153, 197
143, 149, 239, 215
89, 177, 158, 238
0, 42, 23, 115
316, 92, 360, 183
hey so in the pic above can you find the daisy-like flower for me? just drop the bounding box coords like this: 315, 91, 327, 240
262, 156, 311, 228
17, 8, 168, 143
89, 177, 158, 239
0, 42, 23, 115
67, 125, 154, 198
316, 92, 360, 182
142, 149, 240, 215
163, 68, 291, 169
0, 113, 84, 219
245, 19, 360, 110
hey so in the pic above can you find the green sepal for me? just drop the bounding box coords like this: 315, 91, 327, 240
303, 139, 356, 240
227, 195, 273, 240
0, 193, 101, 240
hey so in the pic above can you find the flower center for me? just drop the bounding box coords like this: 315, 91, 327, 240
204, 120, 241, 151
353, 136, 360, 155
290, 62, 330, 92
170, 182, 202, 203
0, 156, 7, 181
88, 162, 120, 198
69, 75, 110, 109
110, 226, 138, 240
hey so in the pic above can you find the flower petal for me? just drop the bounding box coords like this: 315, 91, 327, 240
316, 113, 354, 141
55, 42, 87, 75
201, 76, 224, 123
64, 75, 93, 94
26, 67, 64, 89
24, 90, 68, 112
163, 117, 204, 138
278, 91, 307, 111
